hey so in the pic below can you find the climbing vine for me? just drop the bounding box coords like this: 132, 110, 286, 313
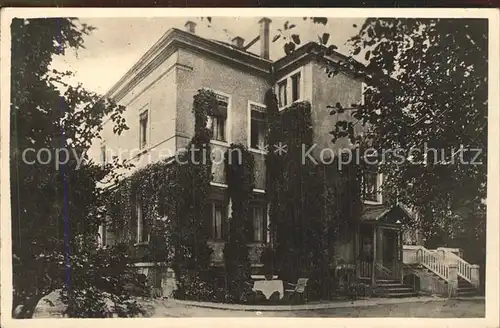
105, 89, 218, 301
264, 92, 362, 300
171, 88, 215, 301
223, 143, 255, 302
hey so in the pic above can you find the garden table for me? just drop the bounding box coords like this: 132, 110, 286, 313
253, 279, 284, 299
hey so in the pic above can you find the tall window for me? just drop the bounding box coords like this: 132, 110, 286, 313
291, 72, 301, 102
251, 204, 267, 243
139, 110, 149, 149
250, 104, 267, 150
98, 224, 107, 246
277, 80, 287, 108
207, 94, 228, 142
100, 144, 106, 167
208, 201, 227, 241
361, 82, 367, 106
136, 198, 148, 243
363, 167, 382, 204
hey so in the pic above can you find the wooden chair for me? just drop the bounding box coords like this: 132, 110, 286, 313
284, 278, 309, 304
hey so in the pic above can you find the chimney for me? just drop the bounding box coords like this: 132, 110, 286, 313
231, 36, 245, 48
184, 20, 196, 34
258, 17, 271, 59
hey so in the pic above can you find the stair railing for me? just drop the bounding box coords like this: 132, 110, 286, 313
416, 246, 450, 281
439, 250, 474, 284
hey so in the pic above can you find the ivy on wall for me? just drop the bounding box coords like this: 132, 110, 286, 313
223, 143, 255, 302
105, 89, 218, 301
172, 89, 215, 301
264, 90, 362, 300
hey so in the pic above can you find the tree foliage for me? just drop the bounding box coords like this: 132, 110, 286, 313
223, 144, 255, 302
264, 97, 361, 300
10, 18, 142, 318
275, 18, 486, 259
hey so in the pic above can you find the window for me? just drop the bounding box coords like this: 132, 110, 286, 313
136, 198, 148, 243
100, 144, 106, 167
98, 224, 107, 246
250, 104, 267, 150
361, 82, 367, 106
291, 72, 301, 102
139, 110, 149, 149
207, 94, 228, 142
363, 168, 382, 204
208, 201, 227, 241
251, 204, 267, 243
276, 68, 305, 109
277, 80, 287, 108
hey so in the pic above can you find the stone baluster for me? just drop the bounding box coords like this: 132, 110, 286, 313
471, 264, 480, 289
447, 263, 458, 298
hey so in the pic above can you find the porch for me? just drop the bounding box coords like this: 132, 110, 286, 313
353, 204, 409, 285
355, 221, 404, 284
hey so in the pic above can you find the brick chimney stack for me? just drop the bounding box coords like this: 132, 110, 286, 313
258, 17, 271, 59
184, 20, 196, 34
232, 36, 245, 48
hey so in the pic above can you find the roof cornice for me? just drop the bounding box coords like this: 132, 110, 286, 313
105, 28, 273, 101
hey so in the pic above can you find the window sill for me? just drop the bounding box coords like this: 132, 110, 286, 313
207, 240, 225, 244
210, 140, 230, 147
278, 99, 305, 111
248, 242, 267, 246
249, 148, 267, 155
363, 200, 383, 205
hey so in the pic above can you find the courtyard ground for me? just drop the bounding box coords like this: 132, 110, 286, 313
33, 292, 485, 318
141, 298, 485, 318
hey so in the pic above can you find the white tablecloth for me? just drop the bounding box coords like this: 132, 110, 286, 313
253, 280, 284, 299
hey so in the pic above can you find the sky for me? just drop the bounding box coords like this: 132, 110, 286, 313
51, 17, 365, 94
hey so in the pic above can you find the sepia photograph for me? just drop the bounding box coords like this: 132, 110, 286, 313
0, 8, 498, 326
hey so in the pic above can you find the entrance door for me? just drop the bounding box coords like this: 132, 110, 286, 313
357, 224, 374, 279
382, 229, 398, 268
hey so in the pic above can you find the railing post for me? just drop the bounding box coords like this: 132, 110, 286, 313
448, 263, 458, 298
471, 264, 480, 289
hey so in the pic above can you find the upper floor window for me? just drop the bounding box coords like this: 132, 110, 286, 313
361, 82, 367, 106
208, 200, 227, 241
207, 94, 228, 142
291, 72, 301, 102
277, 80, 287, 108
251, 204, 267, 243
139, 110, 149, 149
250, 103, 267, 150
276, 67, 304, 110
363, 165, 383, 204
100, 144, 106, 167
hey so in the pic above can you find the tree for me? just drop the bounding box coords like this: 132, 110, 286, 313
223, 144, 254, 302
10, 17, 144, 318
275, 18, 487, 264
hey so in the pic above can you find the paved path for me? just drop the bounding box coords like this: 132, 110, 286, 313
33, 292, 485, 318
142, 298, 485, 318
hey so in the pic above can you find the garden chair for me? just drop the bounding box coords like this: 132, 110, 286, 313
284, 278, 309, 304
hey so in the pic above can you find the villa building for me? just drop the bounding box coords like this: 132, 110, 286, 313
91, 18, 480, 299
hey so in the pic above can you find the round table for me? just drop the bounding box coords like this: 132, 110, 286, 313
252, 279, 284, 299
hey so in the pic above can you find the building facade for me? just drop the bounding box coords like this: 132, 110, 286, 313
90, 18, 480, 298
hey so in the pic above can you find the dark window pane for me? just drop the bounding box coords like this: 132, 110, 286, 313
291, 73, 301, 102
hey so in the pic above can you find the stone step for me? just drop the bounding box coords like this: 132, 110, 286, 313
379, 292, 419, 298
376, 280, 401, 284
458, 290, 477, 297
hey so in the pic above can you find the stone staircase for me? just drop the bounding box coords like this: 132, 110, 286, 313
375, 279, 419, 298
402, 245, 480, 298
457, 277, 478, 297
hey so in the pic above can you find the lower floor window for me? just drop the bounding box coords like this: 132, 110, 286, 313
209, 201, 227, 241
251, 204, 267, 242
